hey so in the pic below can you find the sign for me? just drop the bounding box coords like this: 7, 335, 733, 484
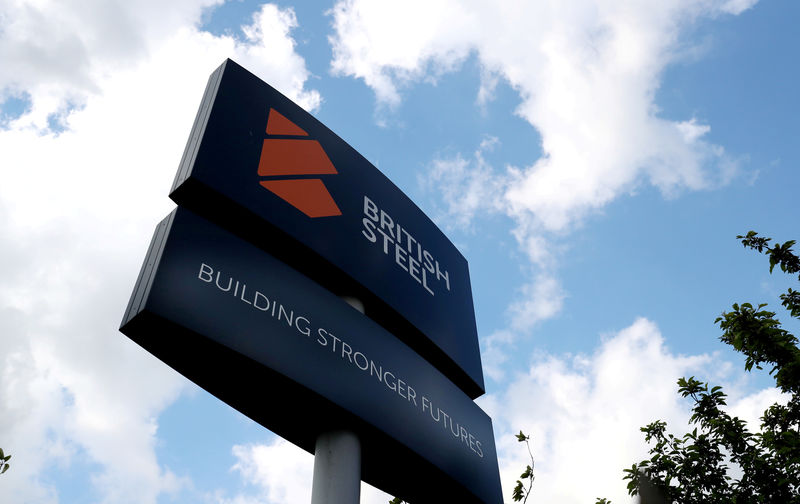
120, 207, 502, 504
170, 59, 484, 398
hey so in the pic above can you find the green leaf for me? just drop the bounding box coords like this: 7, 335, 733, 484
512, 480, 524, 501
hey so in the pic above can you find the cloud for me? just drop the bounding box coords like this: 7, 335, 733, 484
225, 438, 392, 504
1, 1, 320, 131
481, 317, 780, 503
328, 0, 475, 106
0, 0, 220, 122
331, 0, 750, 233
228, 440, 313, 504
728, 386, 790, 432
0, 3, 320, 503
719, 0, 759, 15
330, 0, 754, 357
420, 136, 504, 231
507, 274, 565, 332
480, 272, 567, 380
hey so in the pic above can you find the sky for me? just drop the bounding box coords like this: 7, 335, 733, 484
0, 0, 798, 503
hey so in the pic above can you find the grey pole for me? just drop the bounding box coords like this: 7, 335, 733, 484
310, 297, 363, 504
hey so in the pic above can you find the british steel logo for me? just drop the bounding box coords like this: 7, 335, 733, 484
256, 109, 452, 297
257, 109, 342, 218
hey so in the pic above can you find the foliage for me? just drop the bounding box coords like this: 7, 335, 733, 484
0, 448, 9, 475
511, 431, 535, 504
623, 231, 800, 503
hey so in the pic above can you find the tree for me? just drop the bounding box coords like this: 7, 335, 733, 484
0, 448, 10, 475
623, 231, 800, 503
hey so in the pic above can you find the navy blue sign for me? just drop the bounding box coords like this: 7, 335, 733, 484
170, 59, 484, 398
120, 208, 501, 503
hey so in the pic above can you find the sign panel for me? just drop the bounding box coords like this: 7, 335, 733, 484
170, 59, 484, 398
120, 207, 502, 504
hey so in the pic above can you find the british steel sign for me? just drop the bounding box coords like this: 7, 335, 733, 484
120, 208, 502, 503
170, 59, 484, 397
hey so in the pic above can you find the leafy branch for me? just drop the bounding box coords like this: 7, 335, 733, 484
0, 448, 10, 475
511, 431, 534, 503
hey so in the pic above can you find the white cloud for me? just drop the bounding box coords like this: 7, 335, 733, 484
477, 271, 567, 381
225, 438, 392, 504
420, 136, 504, 231
228, 440, 313, 504
728, 386, 789, 432
0, 3, 320, 503
720, 0, 759, 15
507, 274, 565, 332
0, 0, 221, 122
1, 2, 320, 132
330, 0, 754, 353
328, 0, 475, 106
481, 317, 781, 503
329, 0, 751, 218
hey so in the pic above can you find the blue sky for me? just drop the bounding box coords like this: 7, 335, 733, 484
0, 1, 797, 503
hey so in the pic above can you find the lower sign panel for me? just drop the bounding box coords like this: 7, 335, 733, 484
120, 207, 502, 504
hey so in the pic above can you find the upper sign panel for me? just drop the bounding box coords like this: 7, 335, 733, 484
170, 59, 484, 397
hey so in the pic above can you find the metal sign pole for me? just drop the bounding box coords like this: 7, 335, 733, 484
311, 430, 361, 504
310, 297, 364, 504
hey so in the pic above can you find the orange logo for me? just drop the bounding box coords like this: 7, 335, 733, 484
257, 109, 342, 218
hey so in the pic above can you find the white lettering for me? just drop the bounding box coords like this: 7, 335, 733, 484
423, 250, 435, 274
341, 341, 353, 362
330, 333, 341, 353
394, 244, 408, 271
435, 260, 450, 291
295, 316, 311, 336
363, 195, 379, 222
316, 327, 329, 346
408, 256, 421, 283
196, 261, 483, 458
362, 197, 455, 297
239, 283, 252, 304
406, 385, 417, 406
385, 371, 397, 391
198, 263, 213, 282
362, 218, 377, 243
278, 304, 293, 326
253, 291, 269, 311
353, 351, 369, 370
370, 361, 383, 382
380, 209, 394, 238
376, 227, 393, 254
422, 268, 435, 296
402, 227, 416, 253
397, 378, 407, 399
215, 271, 232, 291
